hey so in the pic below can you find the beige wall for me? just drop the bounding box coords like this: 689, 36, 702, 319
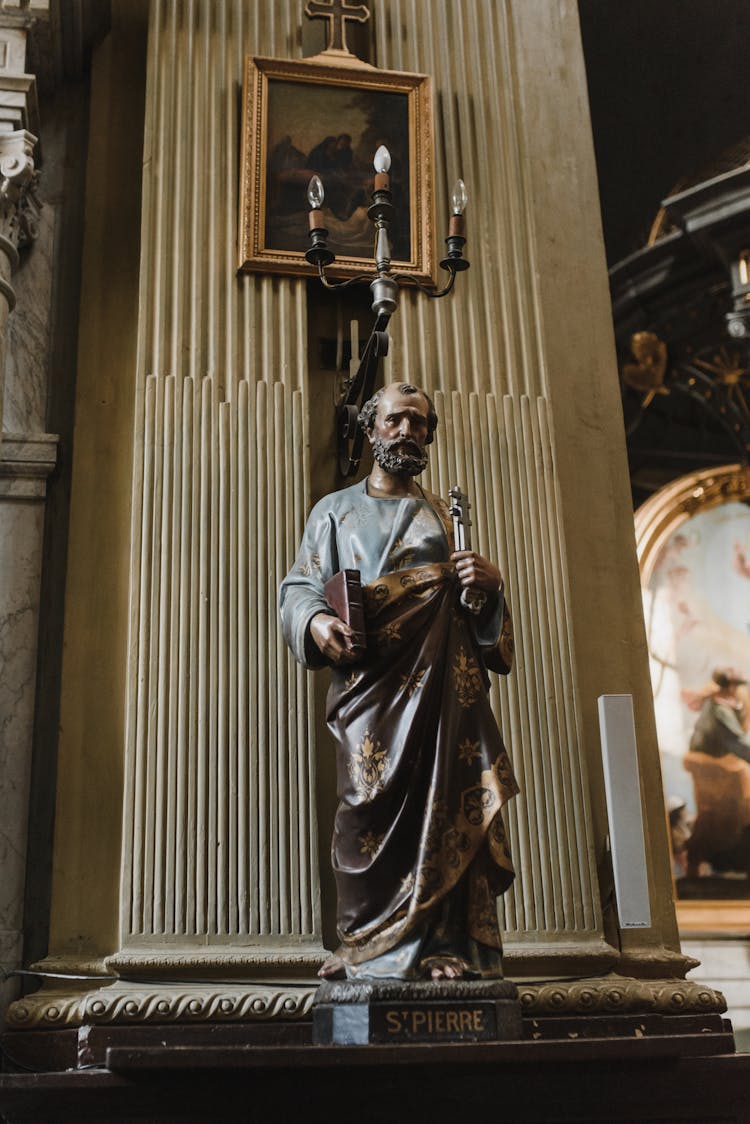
47, 0, 148, 959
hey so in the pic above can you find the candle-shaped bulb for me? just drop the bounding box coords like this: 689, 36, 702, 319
451, 179, 468, 215
307, 174, 324, 210
373, 145, 391, 174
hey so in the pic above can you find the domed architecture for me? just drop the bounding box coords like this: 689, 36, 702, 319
610, 143, 750, 505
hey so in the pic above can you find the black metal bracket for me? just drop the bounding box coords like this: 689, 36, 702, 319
337, 312, 391, 477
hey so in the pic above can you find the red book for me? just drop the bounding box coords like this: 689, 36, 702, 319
324, 569, 367, 654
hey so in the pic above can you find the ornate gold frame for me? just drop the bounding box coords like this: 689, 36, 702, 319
635, 463, 750, 933
238, 54, 435, 283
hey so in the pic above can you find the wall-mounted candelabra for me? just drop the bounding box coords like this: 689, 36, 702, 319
304, 146, 470, 476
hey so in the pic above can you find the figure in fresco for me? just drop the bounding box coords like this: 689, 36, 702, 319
279, 383, 517, 981
683, 667, 750, 878
643, 507, 750, 853
667, 795, 693, 877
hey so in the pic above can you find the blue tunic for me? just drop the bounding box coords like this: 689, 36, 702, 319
279, 479, 503, 667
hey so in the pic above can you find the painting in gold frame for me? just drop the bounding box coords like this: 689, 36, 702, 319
635, 464, 750, 933
238, 55, 435, 283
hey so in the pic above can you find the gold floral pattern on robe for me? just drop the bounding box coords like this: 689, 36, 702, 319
452, 645, 483, 708
458, 737, 481, 765
401, 668, 426, 696
347, 729, 389, 800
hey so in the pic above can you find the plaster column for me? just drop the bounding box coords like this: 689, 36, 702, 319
0, 10, 52, 1025
0, 436, 55, 1023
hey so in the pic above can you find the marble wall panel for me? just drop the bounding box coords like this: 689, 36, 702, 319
3, 199, 54, 434
0, 498, 44, 1001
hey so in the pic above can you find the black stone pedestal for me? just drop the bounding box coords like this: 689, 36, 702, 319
312, 978, 523, 1045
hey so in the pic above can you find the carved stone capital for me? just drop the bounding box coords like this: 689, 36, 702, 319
0, 127, 39, 264
517, 973, 727, 1018
6, 981, 317, 1029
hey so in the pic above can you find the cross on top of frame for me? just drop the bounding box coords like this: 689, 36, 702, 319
304, 0, 370, 54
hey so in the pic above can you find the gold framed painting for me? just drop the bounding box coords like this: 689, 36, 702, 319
635, 464, 750, 933
238, 55, 435, 283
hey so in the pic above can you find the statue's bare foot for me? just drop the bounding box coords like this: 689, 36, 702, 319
428, 962, 463, 981
318, 956, 346, 980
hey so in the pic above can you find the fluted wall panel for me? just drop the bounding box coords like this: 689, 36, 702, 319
124, 375, 316, 941
118, 0, 322, 958
423, 392, 599, 937
377, 0, 545, 401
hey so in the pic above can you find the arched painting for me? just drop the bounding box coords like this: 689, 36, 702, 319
636, 465, 750, 930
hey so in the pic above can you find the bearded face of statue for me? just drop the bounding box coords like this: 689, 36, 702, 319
367, 385, 431, 478
370, 435, 428, 476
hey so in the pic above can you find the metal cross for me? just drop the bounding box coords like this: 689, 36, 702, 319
304, 0, 370, 53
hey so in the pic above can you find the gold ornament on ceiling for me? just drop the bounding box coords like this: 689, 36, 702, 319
693, 346, 750, 427
622, 330, 669, 407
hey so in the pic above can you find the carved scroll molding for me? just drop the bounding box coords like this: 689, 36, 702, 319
7, 973, 725, 1029
518, 974, 727, 1018
7, 981, 316, 1029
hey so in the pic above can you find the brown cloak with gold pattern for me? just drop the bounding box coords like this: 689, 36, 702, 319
327, 561, 517, 968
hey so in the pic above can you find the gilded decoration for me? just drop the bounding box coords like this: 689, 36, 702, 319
621, 330, 669, 409
400, 872, 415, 894
518, 975, 727, 1018
347, 729, 389, 799
6, 975, 726, 1029
237, 54, 435, 283
458, 737, 481, 765
499, 604, 514, 670
462, 785, 498, 826
400, 667, 425, 696
362, 582, 389, 615
358, 829, 385, 856
295, 550, 321, 577
452, 645, 482, 708
374, 620, 401, 646
401, 567, 443, 598
6, 983, 317, 1029
387, 537, 416, 570
489, 813, 512, 861
635, 462, 750, 933
361, 563, 452, 618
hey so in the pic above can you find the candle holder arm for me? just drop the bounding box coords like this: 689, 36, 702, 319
317, 263, 375, 291
391, 268, 459, 300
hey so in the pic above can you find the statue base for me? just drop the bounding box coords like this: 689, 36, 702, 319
312, 978, 523, 1045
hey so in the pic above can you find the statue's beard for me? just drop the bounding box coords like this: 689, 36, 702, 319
371, 436, 428, 477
